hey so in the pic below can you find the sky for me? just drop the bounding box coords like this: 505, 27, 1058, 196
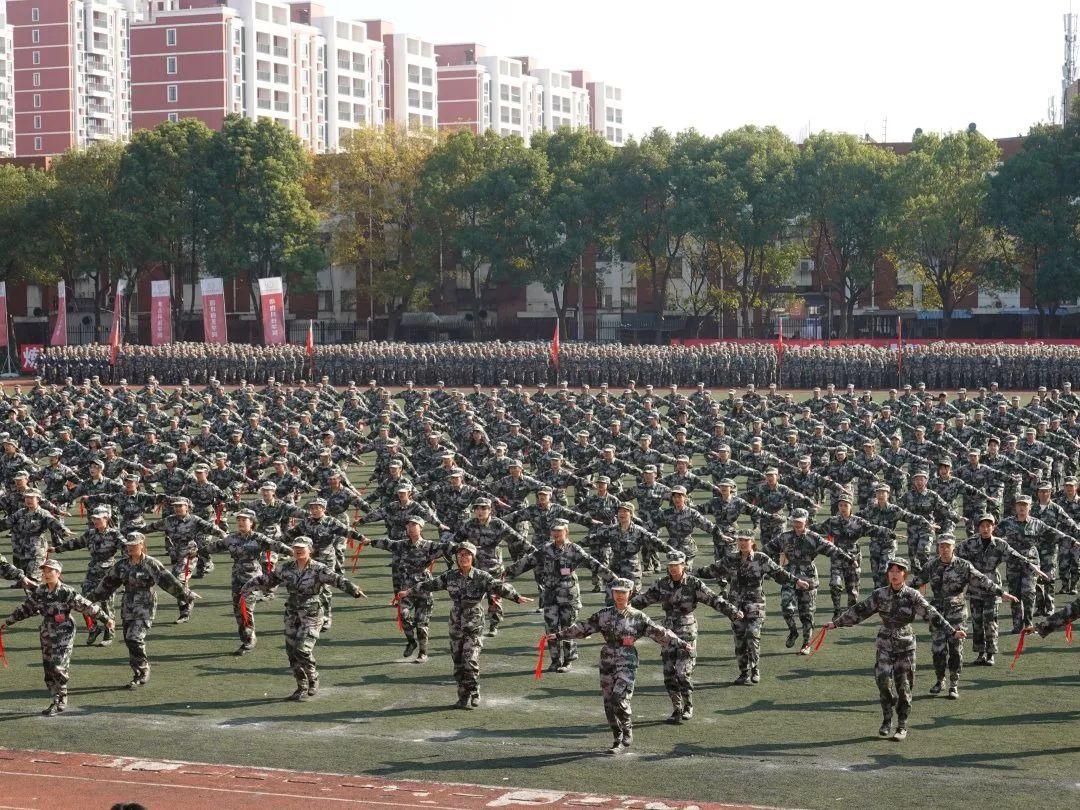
325, 0, 1069, 142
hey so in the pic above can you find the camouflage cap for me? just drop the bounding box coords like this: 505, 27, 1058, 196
666, 550, 687, 565
456, 541, 478, 556
404, 515, 426, 527
235, 508, 256, 520
40, 558, 62, 573
886, 557, 910, 571
609, 577, 634, 592
306, 497, 328, 508
290, 536, 314, 550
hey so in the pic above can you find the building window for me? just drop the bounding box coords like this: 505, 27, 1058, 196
32, 72, 41, 87
34, 137, 42, 151
33, 115, 41, 130
166, 28, 176, 46
33, 94, 41, 108
31, 8, 40, 22
32, 51, 40, 65
32, 29, 40, 44
166, 56, 177, 74
168, 112, 179, 123
167, 84, 177, 102
317, 290, 334, 311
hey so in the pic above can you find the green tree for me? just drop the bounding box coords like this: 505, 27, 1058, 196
326, 125, 438, 340
206, 115, 323, 327
0, 163, 55, 287
688, 126, 802, 336
987, 122, 1080, 336
610, 128, 699, 343
45, 142, 130, 335
797, 131, 898, 336
117, 118, 216, 338
891, 127, 1014, 336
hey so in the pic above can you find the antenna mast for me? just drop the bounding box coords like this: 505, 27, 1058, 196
1065, 8, 1078, 122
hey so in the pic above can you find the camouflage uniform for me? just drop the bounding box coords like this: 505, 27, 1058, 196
697, 550, 799, 680
913, 555, 1003, 687
2, 582, 103, 707
448, 516, 524, 633
143, 513, 226, 620
811, 513, 893, 618
242, 558, 363, 695
56, 525, 125, 638
89, 553, 194, 684
0, 506, 71, 577
205, 530, 292, 649
833, 584, 955, 733
995, 515, 1067, 632
414, 567, 524, 705
631, 571, 739, 716
554, 604, 686, 746
508, 540, 613, 668
772, 527, 854, 648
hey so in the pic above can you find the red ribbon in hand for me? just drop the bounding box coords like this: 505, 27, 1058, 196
265, 550, 274, 573
238, 594, 252, 628
182, 556, 192, 579
84, 614, 95, 631
1010, 627, 1033, 669
215, 502, 225, 528
349, 540, 363, 573
1065, 621, 1073, 644
389, 593, 404, 633
0, 627, 8, 668
807, 626, 829, 656
534, 634, 549, 679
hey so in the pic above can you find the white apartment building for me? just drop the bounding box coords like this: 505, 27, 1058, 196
289, 19, 325, 151
591, 80, 624, 145
479, 54, 541, 139
532, 67, 589, 132
389, 31, 436, 132
0, 6, 13, 156
296, 7, 384, 151
228, 0, 301, 134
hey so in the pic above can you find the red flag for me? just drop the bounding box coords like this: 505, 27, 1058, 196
84, 614, 95, 631
390, 593, 405, 633
306, 319, 315, 376
550, 320, 560, 370
0, 626, 8, 668
896, 315, 903, 380
238, 594, 252, 628
534, 634, 549, 679
264, 550, 274, 573
1066, 621, 1073, 643
108, 280, 127, 367
776, 315, 784, 359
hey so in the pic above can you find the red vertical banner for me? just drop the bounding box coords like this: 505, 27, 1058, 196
551, 319, 560, 369
0, 282, 9, 348
259, 276, 286, 346
50, 282, 67, 346
896, 315, 903, 381
201, 277, 228, 344
108, 279, 127, 366
150, 280, 173, 346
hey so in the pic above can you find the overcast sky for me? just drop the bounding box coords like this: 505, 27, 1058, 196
327, 0, 1069, 142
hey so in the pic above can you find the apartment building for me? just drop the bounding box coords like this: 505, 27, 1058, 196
8, 0, 141, 156
570, 70, 624, 145
0, 5, 14, 156
532, 66, 589, 132
364, 19, 436, 133
292, 2, 384, 151
474, 53, 540, 139
435, 42, 489, 135
129, 1, 244, 133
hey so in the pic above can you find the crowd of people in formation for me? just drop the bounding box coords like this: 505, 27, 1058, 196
37, 339, 1080, 390
0, 370, 1078, 754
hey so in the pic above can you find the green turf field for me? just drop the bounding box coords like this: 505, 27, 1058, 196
0, 461, 1077, 808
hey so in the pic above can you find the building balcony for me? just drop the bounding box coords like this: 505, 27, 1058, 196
256, 42, 271, 55
86, 59, 110, 76
87, 124, 112, 137
256, 70, 271, 82
88, 102, 111, 115
273, 73, 288, 85
257, 98, 271, 109
273, 46, 288, 57
273, 101, 289, 112
86, 80, 109, 93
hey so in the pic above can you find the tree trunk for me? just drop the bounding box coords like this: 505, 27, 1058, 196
845, 299, 857, 339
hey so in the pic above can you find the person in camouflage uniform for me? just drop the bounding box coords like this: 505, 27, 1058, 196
241, 537, 366, 700
697, 533, 810, 684
896, 470, 960, 576
445, 498, 526, 636
143, 497, 226, 623
507, 519, 613, 672
359, 515, 457, 662
811, 493, 894, 620
654, 485, 716, 567
404, 542, 530, 709
284, 497, 362, 631
860, 483, 937, 589
912, 534, 1018, 698
1033, 595, 1080, 641
825, 557, 964, 741
54, 507, 124, 646
769, 510, 855, 654
0, 489, 74, 577
548, 578, 691, 754
204, 509, 292, 654
996, 495, 1072, 633
631, 550, 741, 722
89, 532, 199, 689
1, 559, 110, 715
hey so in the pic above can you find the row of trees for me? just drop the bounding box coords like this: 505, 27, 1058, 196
1, 111, 1077, 340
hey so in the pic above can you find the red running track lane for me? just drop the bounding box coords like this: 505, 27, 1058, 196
0, 748, 775, 810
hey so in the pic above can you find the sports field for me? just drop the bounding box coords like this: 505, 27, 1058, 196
0, 391, 1077, 809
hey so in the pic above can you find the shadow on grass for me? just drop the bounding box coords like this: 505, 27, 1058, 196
848, 743, 1080, 772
